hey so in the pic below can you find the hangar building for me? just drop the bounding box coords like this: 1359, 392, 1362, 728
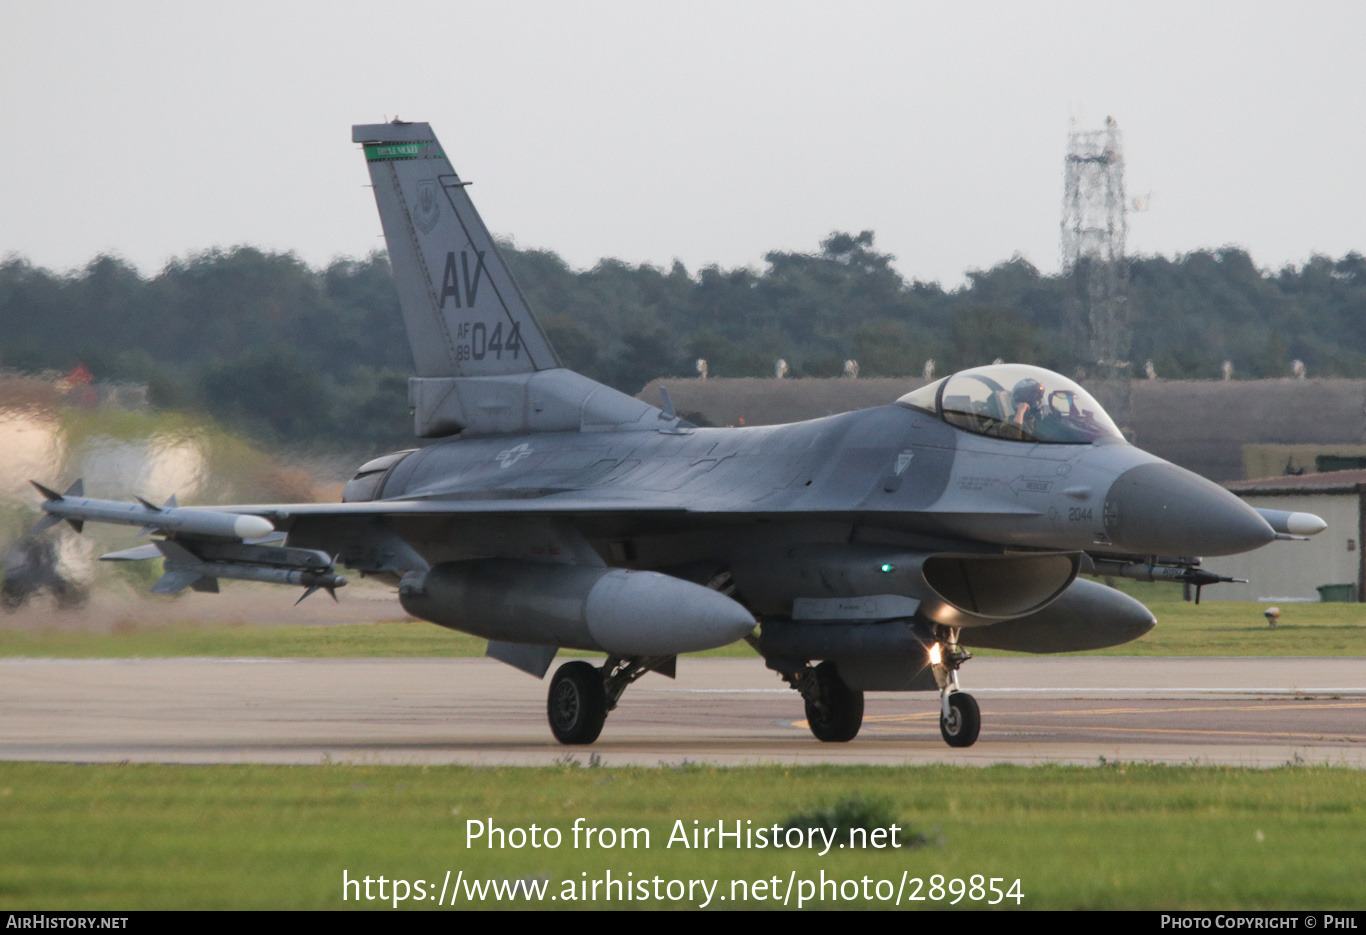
1201, 471, 1366, 603
640, 377, 1366, 483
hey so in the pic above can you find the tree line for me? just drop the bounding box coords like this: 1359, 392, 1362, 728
1, 234, 1363, 453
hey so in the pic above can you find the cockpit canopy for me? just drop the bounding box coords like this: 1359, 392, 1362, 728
897, 364, 1124, 444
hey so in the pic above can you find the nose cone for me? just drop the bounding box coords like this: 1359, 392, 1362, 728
1103, 462, 1275, 556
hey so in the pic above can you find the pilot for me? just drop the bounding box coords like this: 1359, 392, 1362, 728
1011, 378, 1045, 434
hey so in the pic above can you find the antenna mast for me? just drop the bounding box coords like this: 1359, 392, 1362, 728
1062, 116, 1129, 377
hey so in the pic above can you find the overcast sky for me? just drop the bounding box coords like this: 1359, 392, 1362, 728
1, 1, 1362, 286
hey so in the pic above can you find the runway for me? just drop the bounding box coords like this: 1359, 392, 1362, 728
2, 656, 1364, 767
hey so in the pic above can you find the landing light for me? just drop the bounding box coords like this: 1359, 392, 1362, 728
879, 563, 895, 573
929, 642, 942, 665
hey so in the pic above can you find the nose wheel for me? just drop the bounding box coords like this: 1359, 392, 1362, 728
939, 691, 980, 747
932, 627, 980, 748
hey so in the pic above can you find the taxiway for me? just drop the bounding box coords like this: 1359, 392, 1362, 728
1, 656, 1362, 767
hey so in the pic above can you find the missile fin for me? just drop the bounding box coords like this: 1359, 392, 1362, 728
64, 479, 84, 498
101, 544, 164, 562
295, 586, 320, 606
135, 496, 162, 512
164, 494, 178, 509
30, 514, 61, 535
152, 569, 202, 594
66, 519, 84, 534
154, 540, 201, 563
30, 480, 64, 501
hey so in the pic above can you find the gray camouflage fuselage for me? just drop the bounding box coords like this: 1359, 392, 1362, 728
33, 120, 1305, 735
325, 392, 1273, 578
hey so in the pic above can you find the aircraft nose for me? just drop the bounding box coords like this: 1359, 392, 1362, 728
1102, 462, 1276, 556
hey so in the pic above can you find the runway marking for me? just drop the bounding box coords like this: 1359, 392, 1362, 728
851, 701, 1366, 742
984, 723, 1365, 741
965, 688, 1366, 695
1060, 701, 1366, 715
854, 719, 1364, 741
789, 718, 1363, 743
863, 701, 1366, 722
659, 688, 1366, 697
664, 687, 1366, 696
655, 689, 790, 694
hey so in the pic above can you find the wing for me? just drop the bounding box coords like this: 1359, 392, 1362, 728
30, 479, 699, 599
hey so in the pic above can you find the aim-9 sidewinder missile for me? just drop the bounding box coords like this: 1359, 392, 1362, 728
30, 480, 274, 541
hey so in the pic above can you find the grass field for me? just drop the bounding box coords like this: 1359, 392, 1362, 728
1, 761, 1361, 910
3, 586, 1364, 912
0, 582, 1362, 658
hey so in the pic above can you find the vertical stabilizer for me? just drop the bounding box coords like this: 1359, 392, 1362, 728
353, 122, 559, 378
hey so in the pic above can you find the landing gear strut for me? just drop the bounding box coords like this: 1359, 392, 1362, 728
546, 654, 675, 745
932, 627, 980, 748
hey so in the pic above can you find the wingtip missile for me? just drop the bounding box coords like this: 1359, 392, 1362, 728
1257, 508, 1328, 537
29, 483, 276, 541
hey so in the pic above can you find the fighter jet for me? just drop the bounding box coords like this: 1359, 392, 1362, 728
32, 120, 1326, 747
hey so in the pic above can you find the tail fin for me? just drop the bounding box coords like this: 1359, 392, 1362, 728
352, 121, 560, 378
353, 121, 667, 439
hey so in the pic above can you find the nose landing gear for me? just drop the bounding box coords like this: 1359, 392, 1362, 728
932, 628, 980, 748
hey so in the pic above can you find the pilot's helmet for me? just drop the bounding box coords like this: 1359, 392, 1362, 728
1012, 378, 1044, 409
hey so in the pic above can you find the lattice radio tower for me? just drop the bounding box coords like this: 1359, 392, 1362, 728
1062, 116, 1129, 376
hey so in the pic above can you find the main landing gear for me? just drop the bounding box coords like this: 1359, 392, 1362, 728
546, 654, 675, 745
547, 661, 607, 744
803, 661, 864, 742
768, 656, 865, 743
932, 627, 980, 748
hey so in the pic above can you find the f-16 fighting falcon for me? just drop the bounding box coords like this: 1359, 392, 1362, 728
32, 121, 1327, 747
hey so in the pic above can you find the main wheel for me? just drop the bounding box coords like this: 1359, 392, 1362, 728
939, 692, 981, 748
547, 660, 607, 745
805, 661, 864, 743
